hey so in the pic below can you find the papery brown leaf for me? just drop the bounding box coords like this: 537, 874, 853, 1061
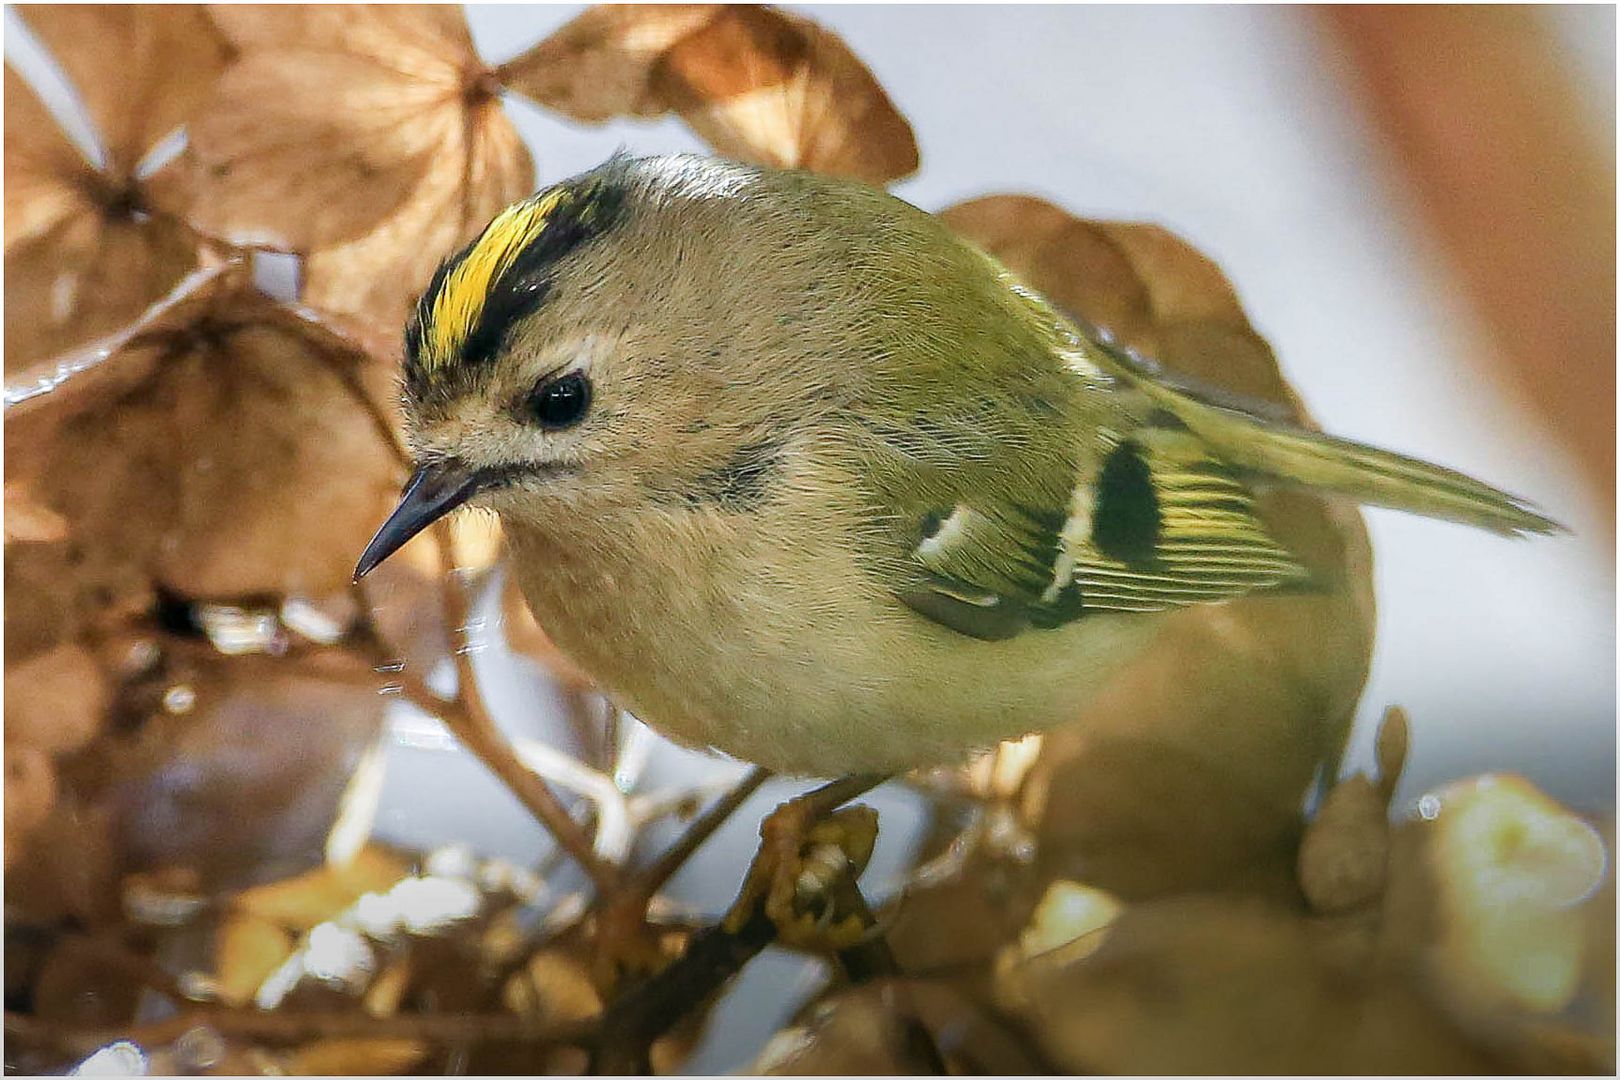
3, 643, 107, 758
943, 195, 1376, 900
95, 643, 389, 892
1008, 893, 1498, 1074
4, 745, 57, 870
3, 69, 202, 373
4, 269, 404, 608
214, 913, 295, 1006
300, 99, 533, 328
233, 844, 410, 931
18, 5, 229, 174
192, 4, 534, 327
503, 4, 918, 183
285, 1038, 428, 1076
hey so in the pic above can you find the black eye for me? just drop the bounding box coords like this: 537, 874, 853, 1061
528, 371, 592, 430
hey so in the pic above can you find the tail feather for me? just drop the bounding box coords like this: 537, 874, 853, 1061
1083, 334, 1564, 537
1203, 422, 1563, 537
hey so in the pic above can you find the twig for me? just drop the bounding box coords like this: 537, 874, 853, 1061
827, 881, 949, 1075
632, 765, 771, 901
431, 529, 620, 894
347, 573, 619, 896
5, 1008, 594, 1060
588, 905, 778, 1075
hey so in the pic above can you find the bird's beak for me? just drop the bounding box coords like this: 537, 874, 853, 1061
354, 460, 483, 582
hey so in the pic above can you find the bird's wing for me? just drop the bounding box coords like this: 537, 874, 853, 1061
882, 421, 1311, 641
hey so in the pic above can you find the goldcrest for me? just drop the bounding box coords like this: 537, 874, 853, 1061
356, 154, 1557, 778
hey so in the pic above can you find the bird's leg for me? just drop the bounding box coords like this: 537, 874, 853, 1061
723, 773, 889, 951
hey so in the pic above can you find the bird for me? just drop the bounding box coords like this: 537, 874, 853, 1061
353, 153, 1558, 940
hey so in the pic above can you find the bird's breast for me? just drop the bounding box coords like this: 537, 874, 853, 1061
500, 504, 1163, 777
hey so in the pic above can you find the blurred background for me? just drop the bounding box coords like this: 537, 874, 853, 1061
5, 4, 1614, 1073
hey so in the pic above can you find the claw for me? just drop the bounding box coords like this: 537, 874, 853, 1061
724, 801, 880, 953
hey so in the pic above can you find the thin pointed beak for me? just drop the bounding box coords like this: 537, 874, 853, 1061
354, 461, 482, 582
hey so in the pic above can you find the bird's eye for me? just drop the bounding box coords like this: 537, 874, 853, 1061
528, 371, 592, 430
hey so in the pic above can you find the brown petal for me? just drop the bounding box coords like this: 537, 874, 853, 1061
3, 200, 201, 374
4, 745, 58, 869
208, 4, 478, 75
303, 100, 533, 328
97, 644, 389, 894
504, 5, 918, 183
3, 66, 93, 251
19, 5, 229, 174
4, 480, 69, 545
187, 52, 459, 249
944, 195, 1375, 899
1011, 894, 1500, 1073
5, 271, 405, 607
500, 5, 721, 120
4, 643, 108, 758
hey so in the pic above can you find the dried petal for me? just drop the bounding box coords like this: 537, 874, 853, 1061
1011, 894, 1498, 1073
18, 5, 229, 174
1297, 774, 1388, 914
207, 4, 477, 68
3, 69, 202, 374
301, 99, 532, 328
285, 1038, 428, 1076
214, 914, 295, 1006
4, 745, 57, 868
1374, 704, 1410, 803
945, 196, 1375, 899
5, 270, 404, 607
234, 845, 410, 931
190, 4, 532, 327
187, 51, 454, 249
4, 642, 108, 757
4, 480, 69, 545
1422, 774, 1609, 1014
100, 646, 391, 892
3, 66, 92, 250
504, 5, 918, 182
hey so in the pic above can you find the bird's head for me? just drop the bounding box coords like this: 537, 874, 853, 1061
353, 154, 843, 581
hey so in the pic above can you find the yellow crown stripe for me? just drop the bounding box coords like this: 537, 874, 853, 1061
421, 189, 567, 373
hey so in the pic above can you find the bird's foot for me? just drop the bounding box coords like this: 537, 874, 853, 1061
723, 797, 880, 952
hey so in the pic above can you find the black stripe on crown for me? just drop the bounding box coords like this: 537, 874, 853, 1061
404, 175, 630, 399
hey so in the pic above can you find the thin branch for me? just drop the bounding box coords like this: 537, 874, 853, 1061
5, 1008, 594, 1060
430, 530, 620, 894
632, 765, 771, 901
347, 561, 619, 896
588, 905, 778, 1075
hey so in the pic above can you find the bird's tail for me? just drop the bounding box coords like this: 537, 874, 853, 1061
1087, 337, 1564, 537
